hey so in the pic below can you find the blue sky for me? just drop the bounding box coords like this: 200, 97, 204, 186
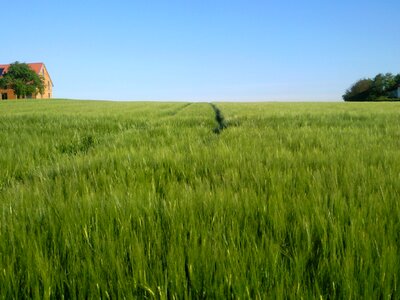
2, 0, 399, 101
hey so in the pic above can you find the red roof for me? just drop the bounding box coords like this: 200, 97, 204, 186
0, 65, 9, 77
0, 62, 44, 76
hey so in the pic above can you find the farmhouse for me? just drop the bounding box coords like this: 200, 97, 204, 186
0, 62, 53, 100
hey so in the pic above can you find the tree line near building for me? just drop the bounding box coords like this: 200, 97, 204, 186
0, 62, 44, 99
343, 73, 400, 101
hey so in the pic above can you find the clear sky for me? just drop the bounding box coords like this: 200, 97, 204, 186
2, 0, 399, 101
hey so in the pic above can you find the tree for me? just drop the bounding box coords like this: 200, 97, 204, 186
0, 62, 44, 99
343, 73, 400, 101
394, 74, 400, 86
370, 73, 396, 99
342, 78, 373, 101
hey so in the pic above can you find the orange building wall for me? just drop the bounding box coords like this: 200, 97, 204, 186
0, 88, 16, 100
38, 65, 53, 99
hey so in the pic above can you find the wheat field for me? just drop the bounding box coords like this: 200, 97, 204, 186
1, 100, 399, 298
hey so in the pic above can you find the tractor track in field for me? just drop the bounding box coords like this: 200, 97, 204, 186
168, 103, 192, 116
210, 103, 227, 134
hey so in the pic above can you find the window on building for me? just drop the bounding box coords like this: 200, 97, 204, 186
0, 68, 4, 76
2, 93, 8, 100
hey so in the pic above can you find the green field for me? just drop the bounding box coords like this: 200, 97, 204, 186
1, 100, 400, 298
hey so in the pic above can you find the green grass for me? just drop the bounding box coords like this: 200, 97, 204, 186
1, 99, 400, 298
